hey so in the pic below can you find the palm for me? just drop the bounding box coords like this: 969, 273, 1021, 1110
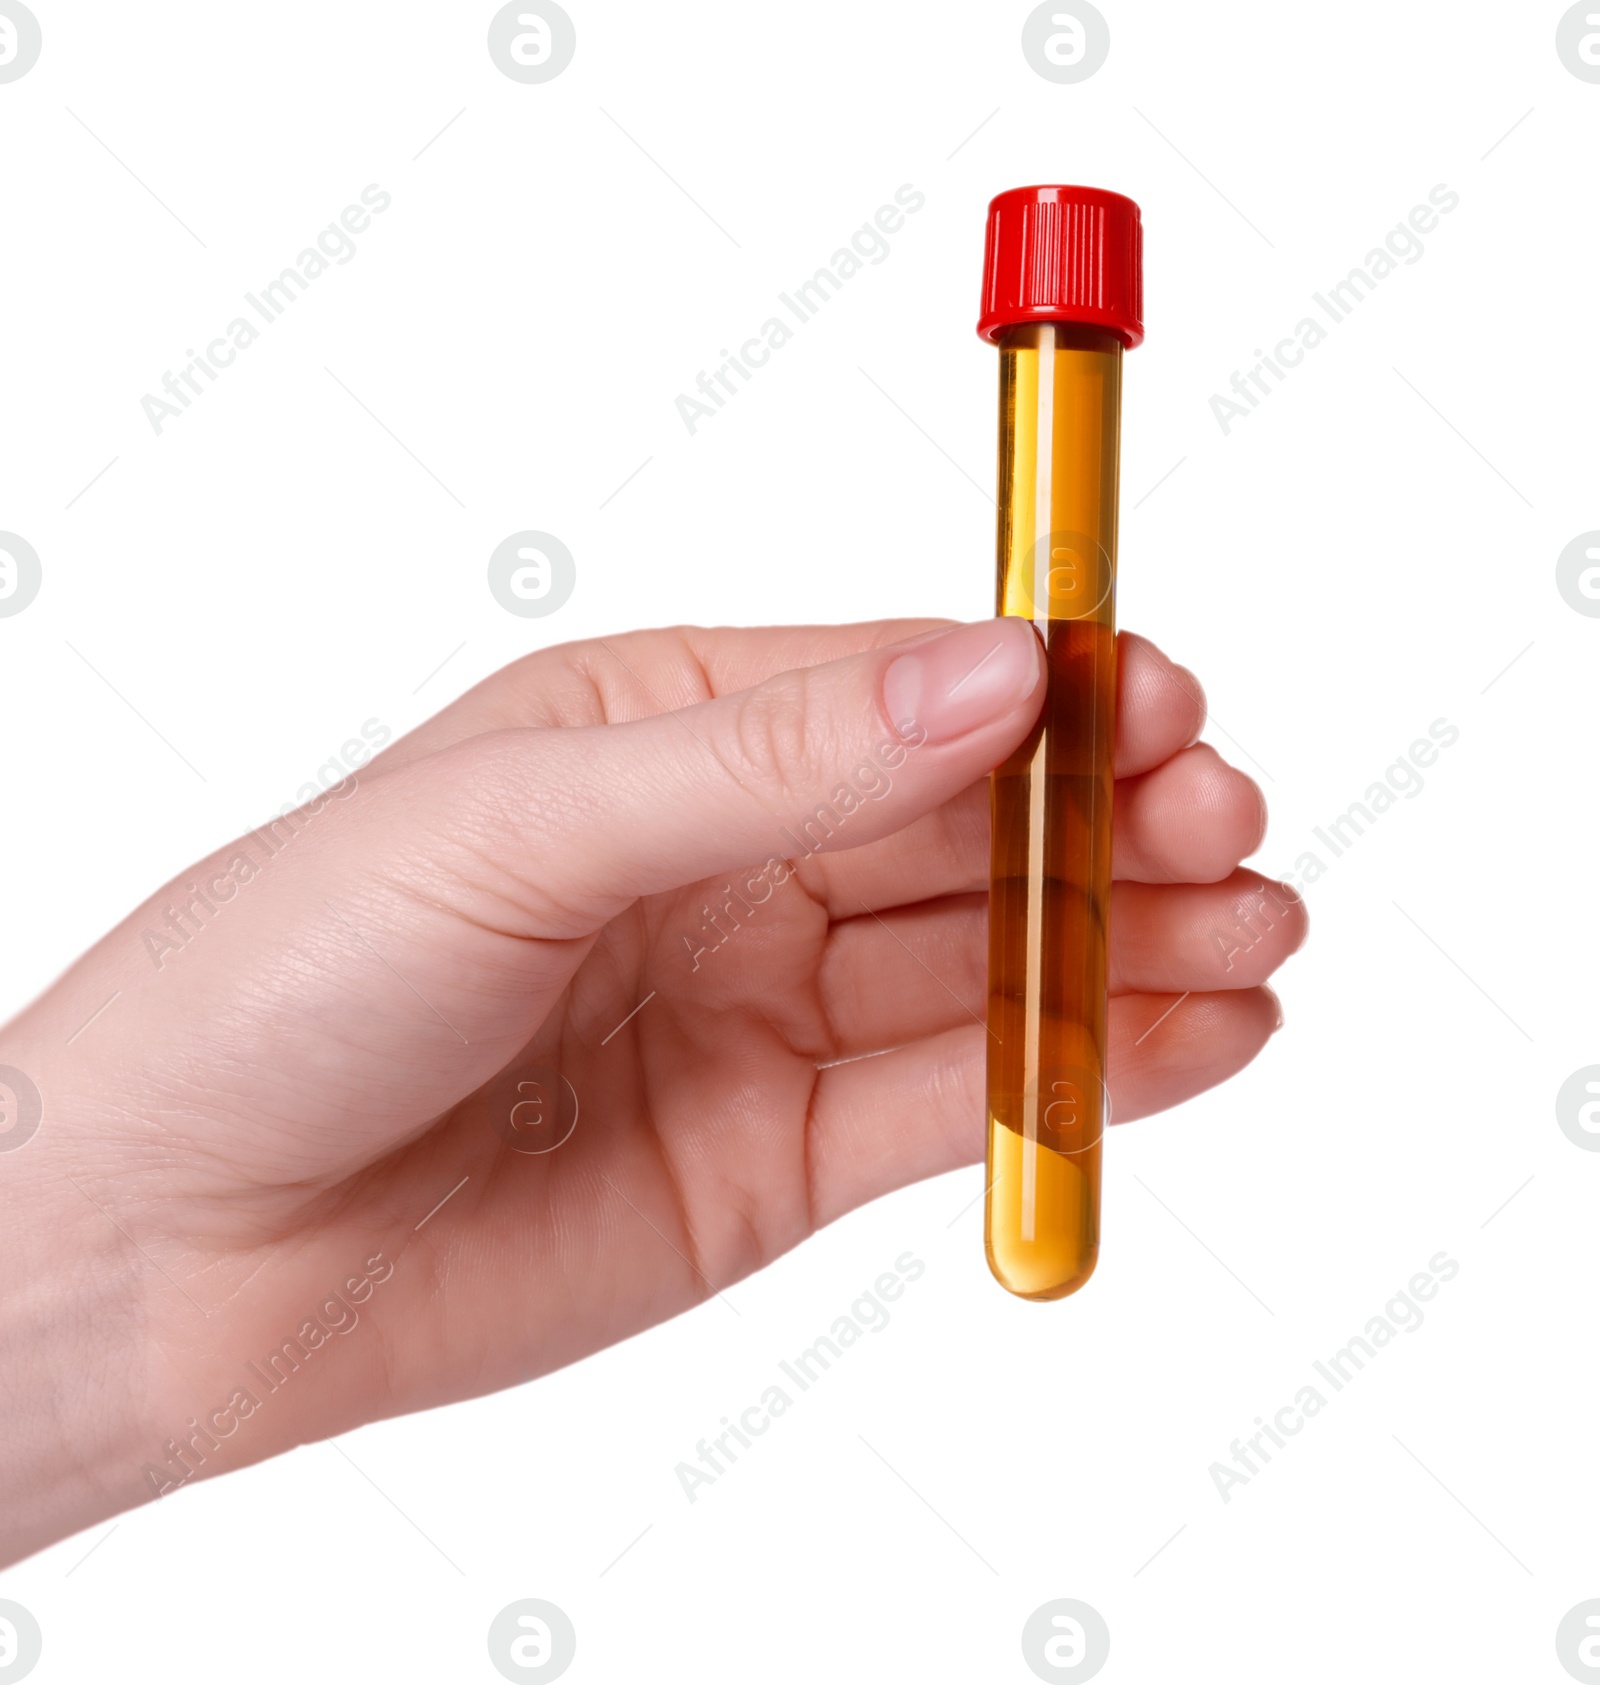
347, 841, 967, 1404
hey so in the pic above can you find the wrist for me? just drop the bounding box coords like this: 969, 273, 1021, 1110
0, 1157, 162, 1565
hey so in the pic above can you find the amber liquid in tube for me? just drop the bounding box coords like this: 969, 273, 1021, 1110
984, 322, 1122, 1300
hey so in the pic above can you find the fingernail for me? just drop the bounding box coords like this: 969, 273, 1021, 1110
881, 620, 1041, 746
1264, 987, 1285, 1031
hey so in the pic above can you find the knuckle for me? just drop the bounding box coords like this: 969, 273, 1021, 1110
715, 672, 819, 808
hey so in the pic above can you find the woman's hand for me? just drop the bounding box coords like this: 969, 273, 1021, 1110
0, 617, 1303, 1563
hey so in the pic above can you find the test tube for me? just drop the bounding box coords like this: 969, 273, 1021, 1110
977, 187, 1144, 1299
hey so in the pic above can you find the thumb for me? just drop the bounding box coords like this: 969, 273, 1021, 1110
4, 618, 1041, 1185
471, 617, 1045, 926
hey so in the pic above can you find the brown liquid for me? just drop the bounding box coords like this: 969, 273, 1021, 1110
984, 323, 1121, 1300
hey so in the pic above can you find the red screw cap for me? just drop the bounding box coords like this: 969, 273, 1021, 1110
977, 185, 1143, 348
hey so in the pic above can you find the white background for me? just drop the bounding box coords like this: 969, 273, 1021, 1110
1, 1, 1596, 1680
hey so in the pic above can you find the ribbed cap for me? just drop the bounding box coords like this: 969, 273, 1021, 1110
977, 185, 1143, 348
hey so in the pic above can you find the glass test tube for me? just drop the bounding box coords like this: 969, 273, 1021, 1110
983, 322, 1122, 1299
